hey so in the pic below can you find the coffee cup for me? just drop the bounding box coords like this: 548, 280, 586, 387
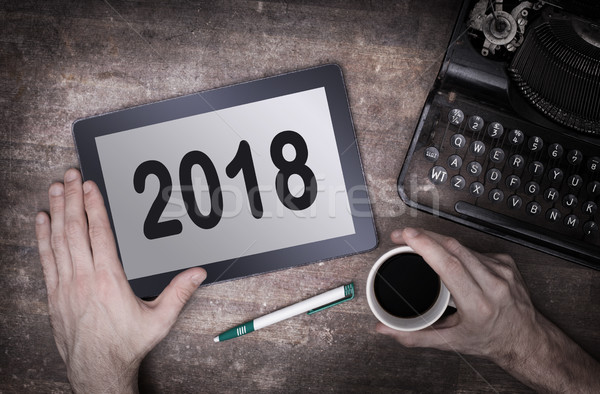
366, 246, 454, 331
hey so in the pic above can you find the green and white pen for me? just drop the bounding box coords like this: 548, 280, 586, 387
214, 283, 355, 343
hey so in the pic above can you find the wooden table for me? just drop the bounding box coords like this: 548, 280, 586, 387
1, 1, 598, 392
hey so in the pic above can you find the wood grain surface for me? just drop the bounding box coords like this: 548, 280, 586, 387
1, 1, 598, 392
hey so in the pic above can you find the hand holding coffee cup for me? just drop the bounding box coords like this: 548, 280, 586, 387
374, 227, 537, 358
369, 228, 600, 393
367, 246, 454, 331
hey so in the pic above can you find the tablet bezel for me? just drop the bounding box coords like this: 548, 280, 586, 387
72, 64, 377, 298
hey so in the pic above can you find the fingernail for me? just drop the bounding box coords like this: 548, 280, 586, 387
49, 184, 63, 196
36, 213, 46, 224
65, 169, 78, 182
391, 229, 403, 239
403, 227, 419, 238
83, 181, 92, 194
191, 273, 205, 286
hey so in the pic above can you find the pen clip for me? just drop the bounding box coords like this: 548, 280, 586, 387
307, 283, 355, 315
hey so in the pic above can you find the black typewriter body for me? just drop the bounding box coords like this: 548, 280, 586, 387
398, 0, 600, 269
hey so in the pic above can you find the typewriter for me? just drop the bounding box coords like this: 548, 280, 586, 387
398, 0, 600, 269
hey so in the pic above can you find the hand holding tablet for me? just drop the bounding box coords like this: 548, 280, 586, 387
35, 169, 208, 392
73, 65, 377, 298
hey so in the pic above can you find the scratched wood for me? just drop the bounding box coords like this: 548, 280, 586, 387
1, 0, 598, 392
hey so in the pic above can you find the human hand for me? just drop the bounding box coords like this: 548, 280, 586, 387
35, 169, 207, 394
376, 227, 600, 392
375, 227, 535, 361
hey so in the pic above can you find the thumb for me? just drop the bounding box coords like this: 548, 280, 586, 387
152, 267, 207, 325
376, 322, 458, 351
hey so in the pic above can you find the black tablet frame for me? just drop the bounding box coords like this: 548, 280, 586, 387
72, 64, 377, 298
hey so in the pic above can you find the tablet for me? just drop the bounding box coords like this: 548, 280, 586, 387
73, 64, 377, 298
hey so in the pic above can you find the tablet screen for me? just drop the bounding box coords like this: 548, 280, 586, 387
73, 65, 377, 297
96, 87, 355, 280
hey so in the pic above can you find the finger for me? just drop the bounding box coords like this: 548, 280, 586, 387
376, 322, 457, 351
423, 231, 498, 283
63, 169, 94, 276
394, 228, 490, 278
35, 212, 59, 295
400, 228, 481, 300
482, 252, 528, 293
483, 252, 517, 270
82, 181, 122, 274
390, 229, 406, 245
406, 230, 521, 297
48, 182, 73, 280
397, 227, 489, 278
150, 268, 207, 327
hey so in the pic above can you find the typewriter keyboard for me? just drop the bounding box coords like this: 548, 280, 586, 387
398, 92, 600, 269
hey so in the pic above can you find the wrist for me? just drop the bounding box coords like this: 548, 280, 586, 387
67, 356, 141, 394
69, 370, 139, 394
488, 310, 551, 370
490, 311, 600, 392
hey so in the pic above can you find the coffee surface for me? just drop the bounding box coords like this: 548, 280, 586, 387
374, 253, 440, 318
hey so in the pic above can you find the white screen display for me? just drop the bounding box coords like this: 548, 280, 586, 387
96, 87, 356, 280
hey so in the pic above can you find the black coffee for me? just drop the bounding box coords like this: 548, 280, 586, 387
374, 253, 440, 318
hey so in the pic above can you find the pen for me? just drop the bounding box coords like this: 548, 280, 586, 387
214, 283, 355, 342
